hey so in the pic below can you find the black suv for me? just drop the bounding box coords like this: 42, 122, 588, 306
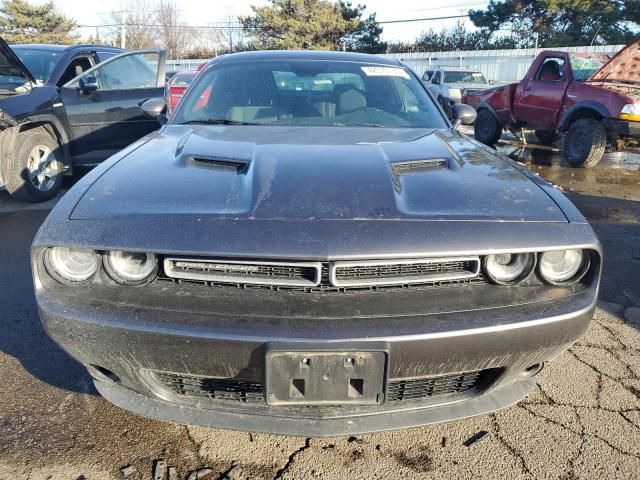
0, 39, 166, 202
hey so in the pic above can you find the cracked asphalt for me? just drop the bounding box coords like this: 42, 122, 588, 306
0, 136, 639, 479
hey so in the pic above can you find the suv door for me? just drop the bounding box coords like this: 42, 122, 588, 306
59, 49, 166, 166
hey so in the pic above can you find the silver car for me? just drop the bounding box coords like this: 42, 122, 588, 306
422, 67, 490, 115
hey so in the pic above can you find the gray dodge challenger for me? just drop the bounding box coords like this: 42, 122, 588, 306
33, 51, 601, 436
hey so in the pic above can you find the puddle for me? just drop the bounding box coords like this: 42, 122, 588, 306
485, 131, 640, 200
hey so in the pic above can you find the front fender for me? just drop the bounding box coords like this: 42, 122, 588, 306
557, 101, 611, 131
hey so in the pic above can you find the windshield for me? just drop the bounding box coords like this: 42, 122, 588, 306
443, 71, 487, 84
173, 60, 447, 129
570, 53, 606, 82
11, 47, 61, 84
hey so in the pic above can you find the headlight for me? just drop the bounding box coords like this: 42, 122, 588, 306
539, 249, 587, 285
483, 253, 535, 285
45, 247, 99, 283
104, 251, 158, 285
620, 104, 640, 122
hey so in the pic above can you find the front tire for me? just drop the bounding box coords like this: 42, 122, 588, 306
474, 109, 503, 146
2, 127, 64, 202
564, 118, 606, 168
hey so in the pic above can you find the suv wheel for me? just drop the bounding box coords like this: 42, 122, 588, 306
2, 127, 64, 202
534, 129, 559, 145
474, 109, 502, 146
564, 118, 606, 168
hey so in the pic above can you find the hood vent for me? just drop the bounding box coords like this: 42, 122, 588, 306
189, 156, 250, 173
391, 158, 448, 173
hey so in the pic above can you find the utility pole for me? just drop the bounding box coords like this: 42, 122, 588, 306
120, 9, 126, 49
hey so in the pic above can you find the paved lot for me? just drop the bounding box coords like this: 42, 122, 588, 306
0, 136, 639, 479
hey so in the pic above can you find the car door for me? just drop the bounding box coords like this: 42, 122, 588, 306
512, 54, 571, 129
59, 49, 166, 165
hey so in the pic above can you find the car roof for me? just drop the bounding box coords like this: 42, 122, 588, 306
11, 43, 123, 52
211, 50, 403, 66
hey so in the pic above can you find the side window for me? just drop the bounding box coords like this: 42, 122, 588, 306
97, 51, 119, 62
57, 56, 94, 86
67, 52, 160, 91
536, 57, 566, 82
431, 71, 441, 84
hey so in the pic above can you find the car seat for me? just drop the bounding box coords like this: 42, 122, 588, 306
539, 61, 561, 81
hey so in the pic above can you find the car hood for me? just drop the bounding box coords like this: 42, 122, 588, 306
589, 39, 640, 84
70, 125, 566, 223
446, 83, 489, 90
0, 36, 36, 85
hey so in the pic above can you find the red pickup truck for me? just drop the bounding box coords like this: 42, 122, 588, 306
463, 41, 640, 167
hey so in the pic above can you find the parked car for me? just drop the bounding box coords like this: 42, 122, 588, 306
0, 38, 166, 202
422, 67, 490, 115
33, 50, 601, 437
464, 40, 640, 167
165, 70, 197, 113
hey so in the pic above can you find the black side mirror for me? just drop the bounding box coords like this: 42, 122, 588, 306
451, 103, 478, 127
78, 75, 98, 94
140, 98, 167, 123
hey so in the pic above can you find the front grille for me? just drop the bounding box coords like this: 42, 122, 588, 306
153, 369, 494, 405
160, 257, 483, 292
330, 257, 480, 287
163, 258, 322, 287
386, 371, 486, 402
154, 372, 265, 403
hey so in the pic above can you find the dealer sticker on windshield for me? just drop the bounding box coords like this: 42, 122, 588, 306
361, 66, 411, 79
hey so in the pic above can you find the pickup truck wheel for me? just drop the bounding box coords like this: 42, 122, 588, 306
564, 118, 606, 168
534, 130, 559, 145
474, 109, 502, 146
2, 128, 64, 202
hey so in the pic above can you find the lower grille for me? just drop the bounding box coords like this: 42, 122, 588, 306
154, 372, 265, 403
386, 371, 486, 402
153, 369, 494, 404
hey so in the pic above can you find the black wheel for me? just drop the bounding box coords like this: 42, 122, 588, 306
474, 109, 503, 146
564, 118, 606, 168
1, 127, 64, 202
534, 129, 559, 145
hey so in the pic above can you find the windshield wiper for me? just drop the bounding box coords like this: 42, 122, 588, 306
180, 119, 261, 126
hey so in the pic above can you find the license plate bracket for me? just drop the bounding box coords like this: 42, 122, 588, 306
265, 351, 386, 406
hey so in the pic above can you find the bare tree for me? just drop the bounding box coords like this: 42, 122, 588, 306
105, 0, 157, 49
219, 13, 245, 52
155, 0, 193, 59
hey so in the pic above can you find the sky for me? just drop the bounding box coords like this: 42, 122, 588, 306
32, 0, 490, 44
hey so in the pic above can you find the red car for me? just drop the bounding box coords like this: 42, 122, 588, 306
464, 41, 640, 167
165, 70, 198, 112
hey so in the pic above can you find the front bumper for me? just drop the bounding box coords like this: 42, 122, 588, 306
36, 276, 597, 436
604, 118, 640, 139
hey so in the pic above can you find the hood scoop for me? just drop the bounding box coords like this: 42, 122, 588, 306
390, 158, 448, 173
175, 130, 255, 173
189, 156, 250, 173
